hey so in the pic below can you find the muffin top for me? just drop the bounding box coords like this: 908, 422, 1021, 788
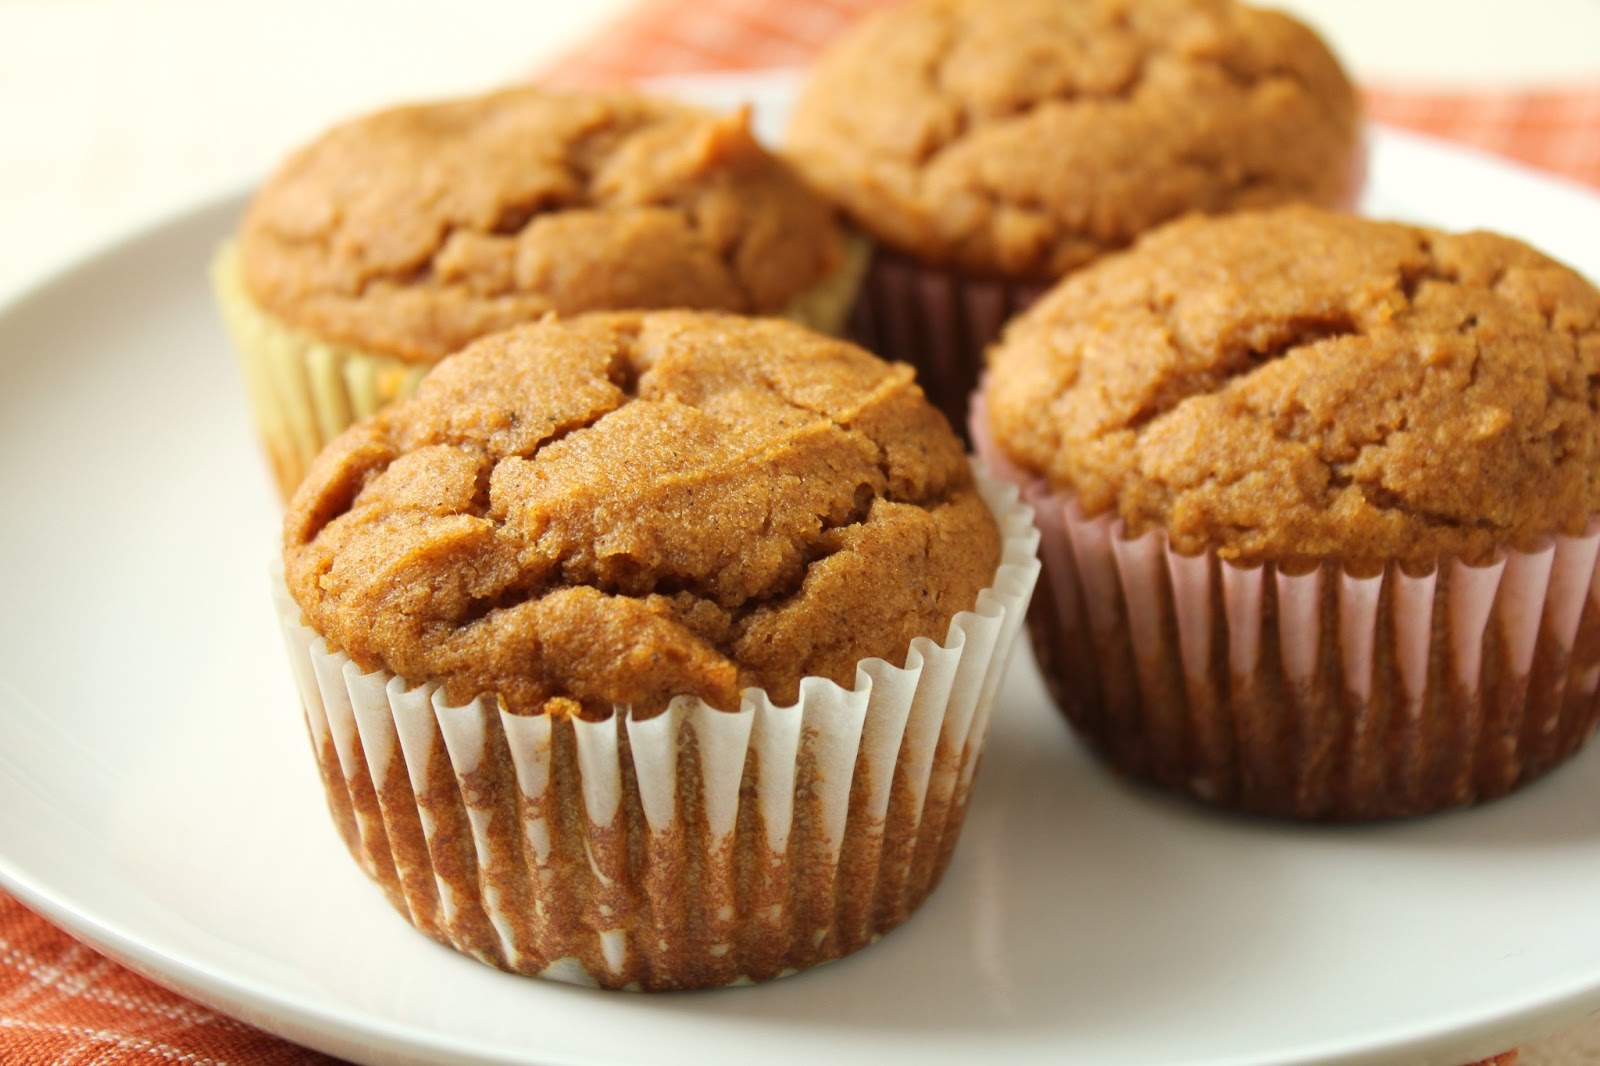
986, 206, 1600, 572
285, 311, 1001, 717
787, 0, 1358, 281
239, 89, 845, 363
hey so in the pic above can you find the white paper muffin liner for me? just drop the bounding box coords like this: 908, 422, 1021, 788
972, 395, 1600, 820
271, 468, 1040, 989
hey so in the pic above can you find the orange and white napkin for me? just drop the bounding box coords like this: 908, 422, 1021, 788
3, 1, 1598, 1063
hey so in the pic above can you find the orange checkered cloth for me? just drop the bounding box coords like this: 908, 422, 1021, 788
4, 2, 1597, 1063
542, 0, 1600, 189
0, 896, 342, 1064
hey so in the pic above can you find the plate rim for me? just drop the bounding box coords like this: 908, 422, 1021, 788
1, 120, 1600, 1066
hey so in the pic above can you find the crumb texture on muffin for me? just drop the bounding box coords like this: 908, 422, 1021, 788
240, 90, 844, 362
788, 0, 1359, 279
986, 206, 1600, 570
285, 312, 1000, 716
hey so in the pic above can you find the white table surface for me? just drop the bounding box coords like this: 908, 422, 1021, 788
0, 2, 1598, 1063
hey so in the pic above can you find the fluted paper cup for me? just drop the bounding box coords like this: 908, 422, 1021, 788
211, 244, 428, 501
972, 396, 1600, 821
271, 468, 1040, 989
847, 247, 1046, 440
846, 139, 1369, 443
215, 238, 870, 501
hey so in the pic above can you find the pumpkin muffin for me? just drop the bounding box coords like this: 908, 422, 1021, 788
789, 0, 1361, 434
978, 205, 1600, 820
215, 87, 864, 498
274, 310, 1040, 988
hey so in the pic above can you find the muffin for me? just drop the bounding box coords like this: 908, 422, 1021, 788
215, 87, 865, 498
978, 205, 1600, 820
274, 311, 1040, 988
788, 0, 1362, 434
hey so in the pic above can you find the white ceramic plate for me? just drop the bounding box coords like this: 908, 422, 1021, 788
4, 72, 1600, 1066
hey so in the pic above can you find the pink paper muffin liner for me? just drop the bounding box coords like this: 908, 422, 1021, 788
848, 134, 1370, 442
272, 468, 1040, 989
972, 395, 1600, 820
847, 250, 1047, 437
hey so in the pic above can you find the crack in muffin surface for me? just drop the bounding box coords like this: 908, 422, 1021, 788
285, 312, 1001, 717
788, 0, 1360, 278
986, 206, 1600, 571
242, 90, 844, 362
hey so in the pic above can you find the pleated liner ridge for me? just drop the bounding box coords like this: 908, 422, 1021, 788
972, 398, 1600, 821
849, 146, 1367, 443
271, 470, 1040, 990
847, 245, 1045, 441
213, 238, 868, 500
210, 243, 428, 500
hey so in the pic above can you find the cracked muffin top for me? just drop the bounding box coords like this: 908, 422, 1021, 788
239, 89, 845, 364
284, 311, 1002, 717
787, 0, 1359, 280
985, 206, 1600, 572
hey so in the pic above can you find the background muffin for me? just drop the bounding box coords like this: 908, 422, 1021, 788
216, 88, 862, 498
789, 0, 1361, 433
276, 310, 1039, 988
979, 205, 1600, 820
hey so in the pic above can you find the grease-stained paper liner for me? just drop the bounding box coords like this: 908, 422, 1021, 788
210, 243, 429, 501
846, 142, 1369, 443
847, 247, 1046, 440
971, 398, 1600, 820
271, 469, 1040, 989
214, 240, 869, 503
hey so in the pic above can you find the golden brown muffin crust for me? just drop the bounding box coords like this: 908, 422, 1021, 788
986, 206, 1600, 571
787, 0, 1359, 280
240, 90, 844, 363
285, 311, 1001, 716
